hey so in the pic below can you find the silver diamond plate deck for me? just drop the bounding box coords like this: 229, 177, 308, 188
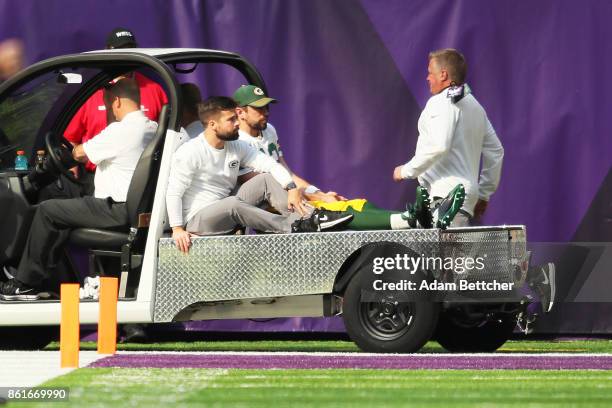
441, 228, 528, 286
154, 227, 526, 322
155, 229, 437, 322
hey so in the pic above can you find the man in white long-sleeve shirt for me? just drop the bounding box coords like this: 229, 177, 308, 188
393, 49, 504, 226
392, 51, 557, 312
167, 96, 353, 253
1, 78, 156, 300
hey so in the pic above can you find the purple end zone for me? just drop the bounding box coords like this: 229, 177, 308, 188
90, 354, 612, 370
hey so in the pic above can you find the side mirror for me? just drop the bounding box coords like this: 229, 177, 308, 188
57, 73, 83, 84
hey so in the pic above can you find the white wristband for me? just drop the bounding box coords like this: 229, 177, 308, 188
304, 185, 320, 195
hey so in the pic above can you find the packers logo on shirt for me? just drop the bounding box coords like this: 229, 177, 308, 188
268, 143, 280, 159
228, 160, 239, 168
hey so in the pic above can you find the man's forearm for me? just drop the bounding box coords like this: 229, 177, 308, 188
245, 151, 293, 187
72, 144, 88, 163
291, 173, 313, 190
166, 195, 185, 228
267, 162, 294, 189
400, 146, 448, 179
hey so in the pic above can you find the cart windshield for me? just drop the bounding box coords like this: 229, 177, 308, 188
0, 68, 98, 171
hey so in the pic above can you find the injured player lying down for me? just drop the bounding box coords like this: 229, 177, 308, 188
166, 96, 354, 253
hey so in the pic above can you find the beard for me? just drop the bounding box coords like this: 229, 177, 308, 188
249, 118, 268, 131
217, 128, 239, 141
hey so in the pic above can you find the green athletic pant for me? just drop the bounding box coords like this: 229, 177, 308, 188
344, 202, 401, 230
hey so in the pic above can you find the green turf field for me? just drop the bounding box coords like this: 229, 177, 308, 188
46, 338, 612, 353
11, 368, 612, 407
13, 339, 610, 407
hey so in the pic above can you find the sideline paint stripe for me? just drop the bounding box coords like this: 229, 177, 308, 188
90, 353, 612, 370
0, 351, 104, 398
113, 351, 612, 357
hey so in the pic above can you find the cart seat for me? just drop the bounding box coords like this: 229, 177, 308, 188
69, 228, 129, 249
66, 105, 169, 297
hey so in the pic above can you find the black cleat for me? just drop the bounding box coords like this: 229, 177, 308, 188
435, 184, 466, 229
0, 279, 39, 301
292, 209, 353, 233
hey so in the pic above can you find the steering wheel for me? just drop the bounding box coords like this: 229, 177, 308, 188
45, 132, 79, 182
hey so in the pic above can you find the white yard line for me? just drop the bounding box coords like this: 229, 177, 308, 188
0, 351, 105, 397
115, 351, 612, 358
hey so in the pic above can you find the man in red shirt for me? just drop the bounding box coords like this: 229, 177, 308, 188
63, 28, 167, 194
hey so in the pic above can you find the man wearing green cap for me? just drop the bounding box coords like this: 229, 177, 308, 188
233, 84, 343, 203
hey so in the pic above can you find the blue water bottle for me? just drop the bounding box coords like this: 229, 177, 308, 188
15, 150, 28, 171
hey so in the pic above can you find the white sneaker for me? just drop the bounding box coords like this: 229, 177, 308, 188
79, 276, 101, 300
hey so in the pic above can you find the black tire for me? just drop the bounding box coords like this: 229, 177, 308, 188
0, 325, 58, 350
342, 272, 439, 353
435, 305, 516, 352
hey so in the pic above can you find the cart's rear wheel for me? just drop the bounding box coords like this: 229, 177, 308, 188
342, 271, 439, 353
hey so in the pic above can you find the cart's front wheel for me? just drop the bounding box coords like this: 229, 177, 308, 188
435, 304, 517, 352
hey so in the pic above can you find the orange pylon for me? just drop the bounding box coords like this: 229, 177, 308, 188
97, 277, 118, 354
60, 284, 80, 368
